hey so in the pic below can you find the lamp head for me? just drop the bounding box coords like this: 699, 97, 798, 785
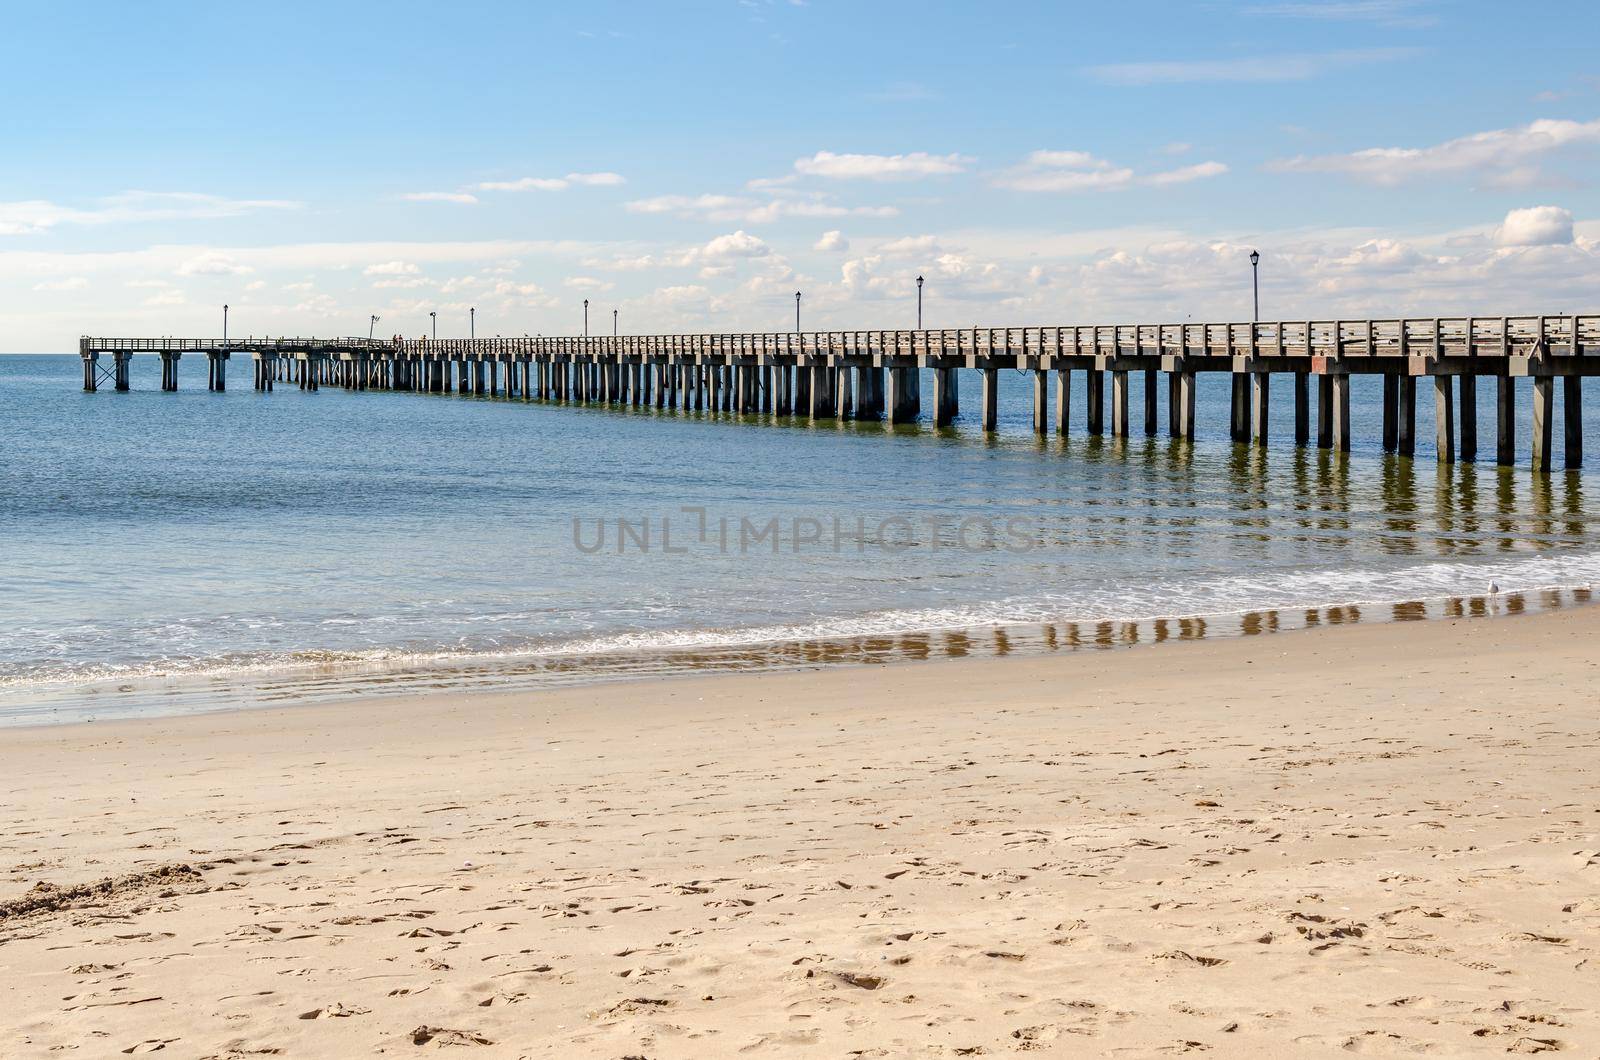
1249, 249, 1260, 266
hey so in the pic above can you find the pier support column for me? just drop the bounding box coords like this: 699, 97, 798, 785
1381, 375, 1399, 452
1086, 369, 1104, 435
980, 368, 999, 432
1331, 375, 1351, 452
206, 351, 228, 392
1396, 376, 1417, 457
887, 367, 914, 424
1434, 374, 1455, 464
1497, 376, 1515, 466
1564, 376, 1583, 469
1229, 373, 1250, 442
1143, 368, 1158, 435
115, 352, 131, 391
1293, 373, 1309, 446
1032, 369, 1048, 434
1531, 375, 1554, 473
159, 352, 180, 391
1110, 371, 1128, 436
81, 352, 98, 392
1316, 376, 1332, 448
1251, 372, 1270, 445
933, 367, 958, 427
838, 365, 854, 419
1054, 369, 1072, 435
1459, 375, 1478, 463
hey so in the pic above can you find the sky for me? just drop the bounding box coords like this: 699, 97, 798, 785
2, 0, 1598, 351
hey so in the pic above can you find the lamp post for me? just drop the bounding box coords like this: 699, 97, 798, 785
369, 314, 379, 340
1249, 249, 1260, 322
613, 308, 618, 337
429, 310, 436, 341
470, 306, 475, 339
584, 299, 589, 337
223, 304, 229, 344
916, 275, 924, 329
795, 291, 801, 331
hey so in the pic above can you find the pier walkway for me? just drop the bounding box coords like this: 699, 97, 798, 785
79, 315, 1598, 471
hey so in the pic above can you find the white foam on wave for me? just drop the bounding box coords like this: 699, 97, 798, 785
2, 548, 1598, 696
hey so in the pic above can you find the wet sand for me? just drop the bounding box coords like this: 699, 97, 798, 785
3, 605, 1598, 1057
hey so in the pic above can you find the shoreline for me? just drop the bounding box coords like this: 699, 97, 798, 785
4, 579, 1596, 729
4, 605, 1599, 1055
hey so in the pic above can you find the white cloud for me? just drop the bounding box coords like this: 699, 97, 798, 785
993, 151, 1227, 192
564, 276, 615, 291
0, 191, 298, 236
1241, 1, 1437, 28
401, 191, 479, 204
1497, 205, 1574, 247
699, 230, 771, 259
364, 260, 421, 276
143, 288, 186, 307
814, 230, 848, 252
623, 193, 897, 224
793, 150, 972, 181
1086, 47, 1415, 85
477, 172, 626, 192
33, 276, 87, 291
176, 251, 253, 276
1270, 118, 1600, 187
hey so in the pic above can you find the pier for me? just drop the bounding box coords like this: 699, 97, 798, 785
80, 315, 1596, 470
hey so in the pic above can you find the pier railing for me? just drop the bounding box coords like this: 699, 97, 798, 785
80, 315, 1600, 361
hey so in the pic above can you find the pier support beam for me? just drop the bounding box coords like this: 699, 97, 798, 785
1434, 374, 1455, 464
1085, 369, 1104, 435
159, 352, 181, 392
1143, 368, 1158, 435
1293, 372, 1309, 446
206, 351, 228, 392
81, 352, 98, 392
1497, 376, 1515, 466
1564, 376, 1583, 469
1331, 375, 1351, 452
1054, 368, 1071, 435
980, 368, 999, 432
1396, 376, 1417, 457
1532, 375, 1554, 473
1032, 369, 1048, 434
1229, 373, 1250, 442
1459, 375, 1477, 463
1250, 372, 1269, 445
1111, 370, 1129, 437
115, 352, 131, 392
933, 367, 958, 427
887, 367, 915, 424
1382, 375, 1398, 452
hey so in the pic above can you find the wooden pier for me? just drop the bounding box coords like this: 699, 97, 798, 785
79, 315, 1597, 470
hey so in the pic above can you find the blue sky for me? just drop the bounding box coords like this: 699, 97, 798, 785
3, 0, 1598, 350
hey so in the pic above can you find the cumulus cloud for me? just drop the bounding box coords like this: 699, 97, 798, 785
1086, 47, 1415, 85
993, 151, 1228, 192
401, 191, 479, 204
0, 191, 298, 236
814, 230, 848, 252
1497, 205, 1575, 247
623, 193, 897, 224
364, 260, 420, 276
477, 172, 625, 192
1270, 118, 1600, 187
793, 151, 972, 180
176, 251, 253, 276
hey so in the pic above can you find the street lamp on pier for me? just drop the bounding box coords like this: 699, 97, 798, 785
429, 311, 436, 341
584, 299, 589, 337
369, 314, 379, 340
613, 308, 618, 337
795, 291, 801, 331
470, 306, 476, 339
223, 304, 229, 344
916, 275, 924, 329
1249, 249, 1260, 322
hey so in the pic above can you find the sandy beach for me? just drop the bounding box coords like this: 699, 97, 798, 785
3, 607, 1598, 1058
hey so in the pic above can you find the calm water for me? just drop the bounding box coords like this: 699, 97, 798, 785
2, 352, 1597, 725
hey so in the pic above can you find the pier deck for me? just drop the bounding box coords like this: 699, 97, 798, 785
80, 315, 1598, 470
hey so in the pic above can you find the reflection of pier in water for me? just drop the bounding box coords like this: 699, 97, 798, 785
36, 586, 1596, 725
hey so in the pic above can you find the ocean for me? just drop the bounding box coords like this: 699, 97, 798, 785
2, 352, 1596, 725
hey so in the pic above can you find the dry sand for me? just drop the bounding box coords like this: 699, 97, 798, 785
3, 607, 1599, 1058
